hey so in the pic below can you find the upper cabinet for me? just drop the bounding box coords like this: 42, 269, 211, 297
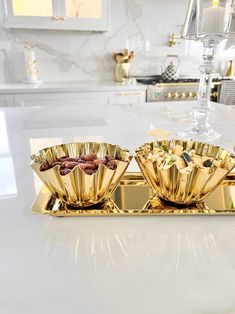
3, 0, 109, 31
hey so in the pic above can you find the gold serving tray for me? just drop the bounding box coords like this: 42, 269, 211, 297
32, 172, 235, 216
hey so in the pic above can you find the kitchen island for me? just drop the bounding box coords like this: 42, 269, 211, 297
1, 101, 235, 314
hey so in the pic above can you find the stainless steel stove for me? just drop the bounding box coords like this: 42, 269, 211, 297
136, 75, 220, 102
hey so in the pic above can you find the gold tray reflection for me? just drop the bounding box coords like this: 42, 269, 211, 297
32, 172, 235, 216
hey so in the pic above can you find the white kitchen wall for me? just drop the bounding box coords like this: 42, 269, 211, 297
0, 0, 234, 83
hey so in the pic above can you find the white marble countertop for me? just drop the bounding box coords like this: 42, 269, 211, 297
1, 101, 235, 314
0, 80, 147, 94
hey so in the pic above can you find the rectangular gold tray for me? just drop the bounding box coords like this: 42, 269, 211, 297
32, 172, 235, 216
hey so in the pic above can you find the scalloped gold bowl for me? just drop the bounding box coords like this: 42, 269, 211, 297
31, 142, 132, 207
135, 140, 235, 205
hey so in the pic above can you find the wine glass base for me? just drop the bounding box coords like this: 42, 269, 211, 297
178, 126, 221, 142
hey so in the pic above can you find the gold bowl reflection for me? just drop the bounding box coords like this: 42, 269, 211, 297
135, 140, 235, 205
31, 142, 132, 207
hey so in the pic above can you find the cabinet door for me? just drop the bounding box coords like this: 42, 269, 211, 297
0, 95, 15, 107
3, 0, 61, 29
58, 0, 109, 31
3, 0, 109, 31
14, 92, 112, 129
14, 92, 112, 106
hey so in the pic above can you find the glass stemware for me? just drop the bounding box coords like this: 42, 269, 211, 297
179, 0, 235, 141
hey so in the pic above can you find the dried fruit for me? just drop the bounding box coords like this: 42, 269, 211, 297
64, 161, 78, 169
78, 163, 87, 171
60, 168, 71, 175
94, 159, 104, 166
51, 161, 62, 167
105, 155, 112, 162
79, 155, 86, 160
39, 160, 51, 171
57, 156, 66, 162
79, 163, 96, 171
40, 153, 118, 175
84, 168, 95, 175
64, 157, 79, 162
76, 159, 85, 163
107, 160, 117, 170
83, 153, 97, 161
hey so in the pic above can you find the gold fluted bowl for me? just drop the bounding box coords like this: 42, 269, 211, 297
31, 142, 132, 207
135, 140, 235, 205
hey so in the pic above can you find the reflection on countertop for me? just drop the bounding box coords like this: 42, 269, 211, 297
43, 217, 235, 276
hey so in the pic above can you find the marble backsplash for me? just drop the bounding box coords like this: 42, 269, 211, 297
0, 0, 235, 83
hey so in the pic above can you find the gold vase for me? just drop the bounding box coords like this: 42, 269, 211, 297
114, 63, 130, 82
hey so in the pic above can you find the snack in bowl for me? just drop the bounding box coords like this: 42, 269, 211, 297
135, 140, 235, 205
31, 142, 132, 208
39, 153, 118, 175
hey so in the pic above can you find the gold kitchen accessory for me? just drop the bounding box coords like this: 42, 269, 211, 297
226, 60, 234, 78
168, 33, 179, 47
135, 140, 235, 205
31, 142, 132, 207
32, 172, 235, 216
114, 63, 131, 82
112, 48, 134, 82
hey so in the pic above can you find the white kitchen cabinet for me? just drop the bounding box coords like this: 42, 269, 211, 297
3, 0, 109, 31
0, 84, 146, 108
14, 92, 113, 107
13, 90, 146, 107
0, 94, 15, 107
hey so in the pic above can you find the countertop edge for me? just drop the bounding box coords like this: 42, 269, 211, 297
0, 81, 147, 94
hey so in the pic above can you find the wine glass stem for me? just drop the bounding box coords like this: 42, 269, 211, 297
192, 42, 217, 133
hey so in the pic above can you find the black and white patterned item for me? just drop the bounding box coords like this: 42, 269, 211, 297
162, 62, 178, 80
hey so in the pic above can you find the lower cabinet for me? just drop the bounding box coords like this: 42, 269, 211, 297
14, 92, 113, 107
0, 94, 15, 107
0, 89, 146, 107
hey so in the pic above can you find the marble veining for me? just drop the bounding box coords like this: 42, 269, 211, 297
0, 0, 235, 83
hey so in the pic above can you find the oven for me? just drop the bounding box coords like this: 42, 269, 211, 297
136, 76, 221, 103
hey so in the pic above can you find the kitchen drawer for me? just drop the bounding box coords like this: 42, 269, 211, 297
17, 92, 113, 129
109, 90, 146, 105
14, 92, 114, 107
0, 94, 15, 107
14, 90, 146, 107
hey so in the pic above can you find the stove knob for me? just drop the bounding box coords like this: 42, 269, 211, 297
211, 91, 219, 98
185, 92, 190, 98
179, 92, 186, 99
192, 92, 198, 98
172, 92, 179, 99
164, 92, 172, 99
